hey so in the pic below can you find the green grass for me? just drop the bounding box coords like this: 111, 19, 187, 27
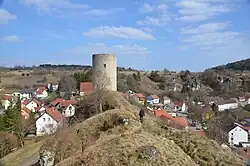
0, 140, 43, 166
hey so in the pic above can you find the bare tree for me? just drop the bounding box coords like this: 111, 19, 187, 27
92, 72, 111, 114
58, 75, 77, 98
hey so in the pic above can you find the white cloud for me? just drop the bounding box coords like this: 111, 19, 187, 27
62, 43, 151, 56
139, 3, 168, 13
0, 9, 17, 24
176, 0, 236, 22
137, 3, 172, 27
1, 35, 22, 42
181, 22, 231, 34
83, 26, 155, 40
21, 0, 124, 18
181, 22, 242, 47
83, 8, 125, 17
21, 0, 89, 11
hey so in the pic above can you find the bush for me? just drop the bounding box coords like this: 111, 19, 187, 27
21, 73, 25, 76
148, 71, 166, 83
0, 132, 18, 158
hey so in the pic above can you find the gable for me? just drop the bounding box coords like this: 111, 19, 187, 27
229, 126, 248, 134
36, 112, 57, 123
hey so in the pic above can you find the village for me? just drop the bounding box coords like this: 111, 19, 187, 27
2, 80, 250, 153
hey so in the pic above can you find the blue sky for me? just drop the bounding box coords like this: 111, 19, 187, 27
0, 0, 250, 71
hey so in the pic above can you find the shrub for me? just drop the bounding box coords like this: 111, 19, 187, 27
0, 132, 18, 158
21, 73, 25, 76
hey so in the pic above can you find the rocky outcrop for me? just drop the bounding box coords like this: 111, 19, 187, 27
39, 150, 55, 166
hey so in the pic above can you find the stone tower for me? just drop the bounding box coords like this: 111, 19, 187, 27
92, 54, 117, 91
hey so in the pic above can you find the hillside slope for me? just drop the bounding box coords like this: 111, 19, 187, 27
210, 58, 250, 71
40, 92, 243, 166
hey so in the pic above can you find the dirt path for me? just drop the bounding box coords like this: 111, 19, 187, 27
19, 152, 40, 166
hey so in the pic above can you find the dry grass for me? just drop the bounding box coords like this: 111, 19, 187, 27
38, 91, 243, 166
0, 140, 43, 166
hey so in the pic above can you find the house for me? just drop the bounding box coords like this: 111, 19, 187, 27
80, 82, 94, 96
153, 110, 189, 130
34, 87, 48, 99
147, 95, 160, 105
19, 89, 34, 100
47, 83, 59, 92
1, 94, 12, 110
163, 96, 171, 105
21, 107, 31, 120
228, 125, 248, 146
133, 93, 145, 104
60, 99, 78, 118
36, 107, 65, 136
164, 103, 175, 112
22, 99, 42, 112
50, 98, 65, 107
218, 99, 238, 111
174, 101, 187, 112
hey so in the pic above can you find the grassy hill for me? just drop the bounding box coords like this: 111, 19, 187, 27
39, 92, 243, 166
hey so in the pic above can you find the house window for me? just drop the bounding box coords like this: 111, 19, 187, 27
69, 106, 72, 110
48, 117, 50, 121
43, 118, 46, 121
231, 133, 233, 135
104, 64, 107, 68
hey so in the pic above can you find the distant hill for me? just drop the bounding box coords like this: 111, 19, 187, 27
210, 58, 250, 71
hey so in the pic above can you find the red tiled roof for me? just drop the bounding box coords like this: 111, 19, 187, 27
153, 110, 188, 127
50, 98, 65, 106
174, 101, 185, 106
22, 107, 31, 115
35, 105, 48, 112
80, 82, 94, 94
3, 95, 12, 101
23, 99, 30, 105
136, 93, 145, 98
36, 87, 47, 95
60, 99, 78, 108
46, 107, 64, 122
173, 117, 188, 127
242, 126, 250, 131
154, 110, 172, 119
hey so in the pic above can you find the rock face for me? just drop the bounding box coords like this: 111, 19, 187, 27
39, 150, 55, 166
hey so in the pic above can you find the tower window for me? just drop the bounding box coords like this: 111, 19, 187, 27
104, 64, 107, 68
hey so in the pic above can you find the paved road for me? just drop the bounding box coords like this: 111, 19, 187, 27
19, 152, 40, 166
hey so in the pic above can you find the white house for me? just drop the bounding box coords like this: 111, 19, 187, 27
60, 99, 78, 118
22, 99, 41, 112
19, 89, 33, 99
174, 101, 187, 112
218, 100, 238, 111
133, 93, 145, 105
147, 95, 160, 105
36, 108, 64, 136
163, 96, 171, 105
1, 94, 12, 110
34, 87, 48, 99
62, 104, 75, 118
228, 125, 248, 146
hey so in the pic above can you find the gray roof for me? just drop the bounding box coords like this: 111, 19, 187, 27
20, 89, 34, 94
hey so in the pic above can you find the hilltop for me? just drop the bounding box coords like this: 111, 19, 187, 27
210, 58, 250, 72
39, 92, 242, 166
